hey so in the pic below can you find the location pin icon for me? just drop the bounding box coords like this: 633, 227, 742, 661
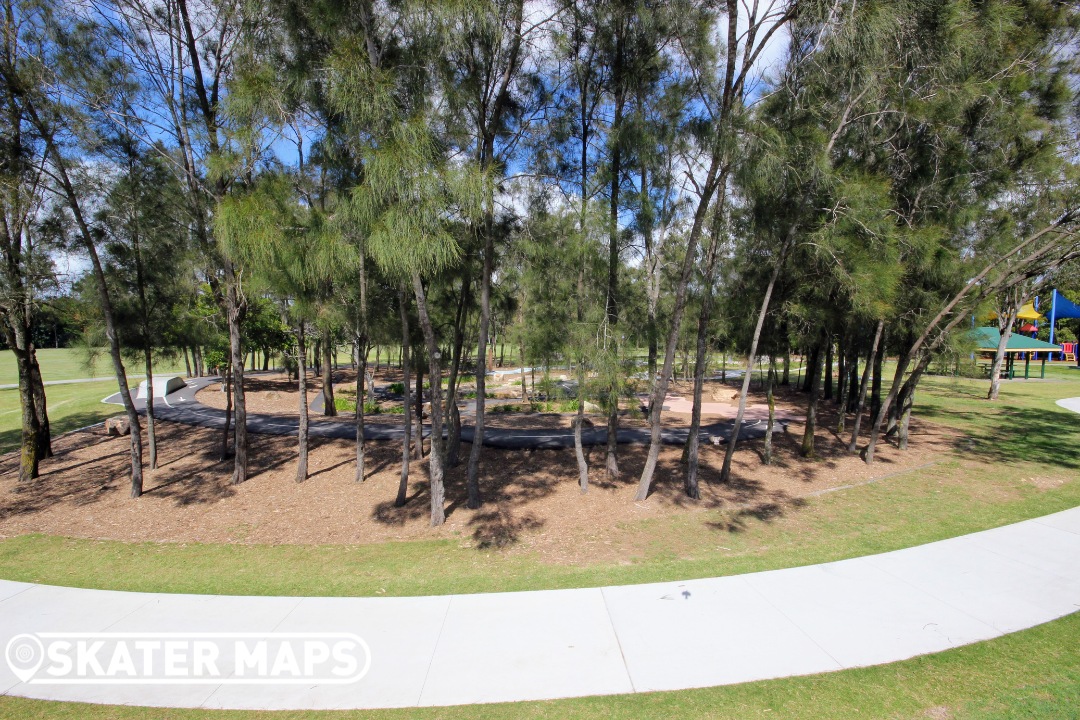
5, 634, 44, 683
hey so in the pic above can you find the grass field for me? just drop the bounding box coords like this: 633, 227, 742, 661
0, 609, 1077, 719
0, 348, 193, 386
0, 381, 119, 455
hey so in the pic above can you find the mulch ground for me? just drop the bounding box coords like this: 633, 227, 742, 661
0, 378, 968, 561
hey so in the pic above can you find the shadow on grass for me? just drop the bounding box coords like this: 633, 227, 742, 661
0, 409, 114, 456
937, 404, 1080, 471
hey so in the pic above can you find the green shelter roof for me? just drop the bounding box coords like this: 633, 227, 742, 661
970, 327, 1062, 353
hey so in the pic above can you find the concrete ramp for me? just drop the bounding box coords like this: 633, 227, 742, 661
136, 375, 186, 400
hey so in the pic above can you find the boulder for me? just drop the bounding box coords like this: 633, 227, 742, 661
105, 416, 131, 436
582, 401, 602, 413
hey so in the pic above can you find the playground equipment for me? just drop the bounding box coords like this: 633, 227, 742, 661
1047, 290, 1080, 366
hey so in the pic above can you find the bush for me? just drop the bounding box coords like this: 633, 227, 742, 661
388, 382, 405, 395
333, 398, 382, 414
536, 400, 578, 413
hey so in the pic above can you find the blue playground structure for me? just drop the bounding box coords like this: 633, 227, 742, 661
1047, 289, 1080, 365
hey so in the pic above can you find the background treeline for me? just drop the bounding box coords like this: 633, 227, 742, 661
1, 0, 1079, 525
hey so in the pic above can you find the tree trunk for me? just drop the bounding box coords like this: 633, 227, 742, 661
295, 323, 309, 483
575, 360, 589, 493
782, 350, 790, 385
987, 305, 1017, 400
605, 56, 625, 481
446, 273, 471, 467
143, 345, 157, 470
634, 153, 724, 501
224, 262, 248, 484
12, 346, 40, 482
686, 204, 726, 498
605, 380, 619, 478
869, 334, 885, 424
40, 123, 143, 496
26, 348, 48, 459
802, 346, 819, 392
898, 388, 915, 450
184, 347, 193, 377
823, 338, 833, 401
836, 344, 852, 435
847, 353, 859, 412
413, 363, 424, 460
835, 338, 846, 407
801, 340, 823, 457
466, 214, 495, 510
355, 334, 368, 482
221, 366, 232, 461
411, 274, 447, 527
718, 247, 786, 484
851, 323, 885, 453
322, 334, 336, 416
864, 344, 918, 464
396, 291, 412, 507
763, 363, 776, 465
641, 161, 660, 398
355, 249, 369, 483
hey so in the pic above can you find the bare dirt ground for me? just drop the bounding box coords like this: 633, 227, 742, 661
0, 379, 967, 562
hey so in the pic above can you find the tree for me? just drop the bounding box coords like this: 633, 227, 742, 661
98, 145, 190, 469
218, 174, 355, 483
0, 0, 54, 481
3, 0, 148, 495
328, 7, 484, 523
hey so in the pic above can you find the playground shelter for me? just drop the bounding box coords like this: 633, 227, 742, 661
971, 327, 1062, 379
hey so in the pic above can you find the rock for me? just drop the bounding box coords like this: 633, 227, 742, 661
582, 401, 602, 413
105, 416, 130, 436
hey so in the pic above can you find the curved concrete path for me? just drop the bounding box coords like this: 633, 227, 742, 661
1056, 396, 1080, 414
1, 507, 1078, 709
103, 377, 787, 449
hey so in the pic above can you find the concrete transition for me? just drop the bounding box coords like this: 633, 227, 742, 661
136, 375, 186, 400
0, 507, 1078, 710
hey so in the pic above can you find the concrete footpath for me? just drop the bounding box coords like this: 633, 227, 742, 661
1, 507, 1078, 710
1056, 396, 1080, 414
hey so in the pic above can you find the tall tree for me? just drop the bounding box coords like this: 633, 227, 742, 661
0, 0, 53, 481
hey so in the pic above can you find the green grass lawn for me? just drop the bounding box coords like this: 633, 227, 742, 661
0, 381, 121, 454
0, 348, 193, 386
0, 609, 1077, 719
